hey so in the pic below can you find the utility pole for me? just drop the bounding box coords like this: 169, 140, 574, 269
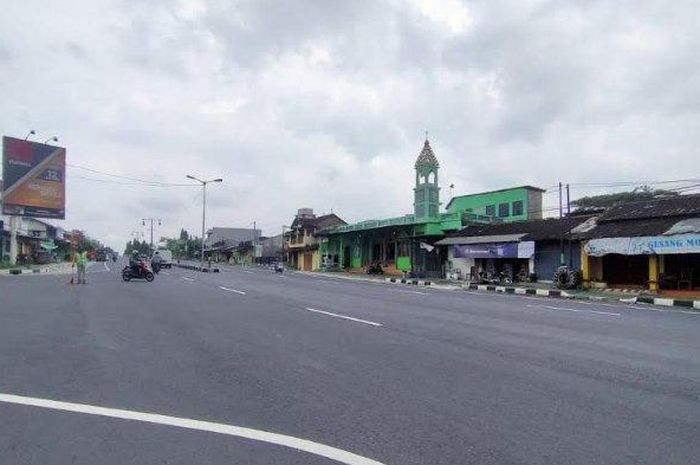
559, 182, 564, 266
141, 218, 161, 253
566, 184, 572, 267
186, 175, 223, 271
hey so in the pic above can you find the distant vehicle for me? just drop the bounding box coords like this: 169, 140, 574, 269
274, 261, 284, 273
153, 249, 173, 268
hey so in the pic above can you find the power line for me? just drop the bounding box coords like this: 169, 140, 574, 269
67, 163, 196, 187
567, 178, 700, 188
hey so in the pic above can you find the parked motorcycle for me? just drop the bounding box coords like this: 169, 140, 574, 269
367, 261, 384, 275
122, 261, 155, 282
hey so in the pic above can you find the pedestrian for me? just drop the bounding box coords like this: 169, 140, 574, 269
75, 248, 88, 284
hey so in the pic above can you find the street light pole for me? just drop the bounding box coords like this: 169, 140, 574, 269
186, 175, 223, 271
201, 182, 206, 270
141, 218, 162, 253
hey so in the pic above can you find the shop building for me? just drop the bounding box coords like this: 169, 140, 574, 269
286, 209, 346, 271
319, 139, 545, 278
574, 194, 700, 293
436, 216, 590, 282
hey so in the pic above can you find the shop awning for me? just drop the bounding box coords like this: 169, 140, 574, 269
585, 233, 700, 256
435, 233, 526, 246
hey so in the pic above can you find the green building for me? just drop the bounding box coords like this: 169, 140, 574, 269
318, 139, 544, 277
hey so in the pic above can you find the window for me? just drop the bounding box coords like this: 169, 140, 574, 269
485, 205, 495, 217
512, 200, 523, 216
498, 203, 509, 217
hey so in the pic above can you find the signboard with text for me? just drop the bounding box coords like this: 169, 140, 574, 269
585, 234, 700, 256
2, 136, 66, 219
453, 241, 535, 259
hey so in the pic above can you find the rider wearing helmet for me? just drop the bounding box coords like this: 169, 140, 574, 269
129, 249, 141, 275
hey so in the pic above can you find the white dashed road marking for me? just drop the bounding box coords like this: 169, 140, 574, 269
242, 270, 254, 274
182, 277, 194, 281
0, 393, 387, 465
305, 307, 382, 327
103, 262, 110, 272
219, 286, 246, 295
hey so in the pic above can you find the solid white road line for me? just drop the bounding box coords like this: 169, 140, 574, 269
219, 286, 246, 295
304, 307, 382, 327
527, 304, 621, 317
103, 262, 110, 272
0, 393, 387, 465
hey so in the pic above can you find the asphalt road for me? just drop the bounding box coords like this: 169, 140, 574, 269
1, 261, 699, 464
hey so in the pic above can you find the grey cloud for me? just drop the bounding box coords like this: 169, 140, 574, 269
2, 0, 700, 249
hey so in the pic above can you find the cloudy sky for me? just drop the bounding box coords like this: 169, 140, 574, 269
1, 0, 699, 249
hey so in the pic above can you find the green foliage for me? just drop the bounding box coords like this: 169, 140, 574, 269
158, 229, 202, 259
124, 239, 151, 256
572, 185, 679, 210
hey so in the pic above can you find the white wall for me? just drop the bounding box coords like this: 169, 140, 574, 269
447, 246, 475, 281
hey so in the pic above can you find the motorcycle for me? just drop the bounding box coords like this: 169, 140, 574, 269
122, 261, 155, 282
367, 261, 384, 275
152, 261, 161, 274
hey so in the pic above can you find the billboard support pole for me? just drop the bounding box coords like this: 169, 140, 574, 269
9, 216, 18, 265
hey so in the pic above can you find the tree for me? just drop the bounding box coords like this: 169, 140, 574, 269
571, 185, 679, 213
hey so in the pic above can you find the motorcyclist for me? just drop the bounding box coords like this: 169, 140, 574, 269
129, 250, 141, 276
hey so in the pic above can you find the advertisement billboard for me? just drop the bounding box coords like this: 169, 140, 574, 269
2, 136, 66, 219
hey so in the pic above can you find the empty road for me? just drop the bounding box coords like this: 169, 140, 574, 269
1, 261, 699, 464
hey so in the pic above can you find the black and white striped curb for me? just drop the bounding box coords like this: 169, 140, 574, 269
635, 295, 700, 310
385, 277, 433, 286
466, 283, 565, 297
0, 264, 75, 275
1, 268, 49, 275
173, 263, 220, 273
464, 283, 700, 310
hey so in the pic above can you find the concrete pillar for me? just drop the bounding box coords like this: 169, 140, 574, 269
648, 255, 659, 292
659, 255, 665, 274
9, 216, 19, 265
580, 245, 590, 289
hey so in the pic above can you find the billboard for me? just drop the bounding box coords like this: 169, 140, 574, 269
2, 136, 66, 219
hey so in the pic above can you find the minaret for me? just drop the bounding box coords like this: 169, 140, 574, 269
413, 139, 440, 219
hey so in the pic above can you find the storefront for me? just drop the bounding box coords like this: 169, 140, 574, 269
583, 233, 700, 291
440, 234, 535, 282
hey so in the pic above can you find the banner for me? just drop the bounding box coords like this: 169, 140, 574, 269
585, 234, 700, 256
2, 136, 66, 219
453, 241, 535, 259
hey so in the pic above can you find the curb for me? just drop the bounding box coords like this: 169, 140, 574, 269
385, 277, 433, 287
0, 264, 74, 275
462, 283, 700, 310
466, 283, 564, 297
635, 295, 700, 310
173, 263, 220, 273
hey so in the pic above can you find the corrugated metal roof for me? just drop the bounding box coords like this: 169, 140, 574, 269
598, 193, 700, 221
436, 233, 526, 245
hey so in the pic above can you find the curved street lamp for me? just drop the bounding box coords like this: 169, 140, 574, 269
186, 175, 224, 270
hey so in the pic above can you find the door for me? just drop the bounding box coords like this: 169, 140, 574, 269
303, 253, 313, 271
